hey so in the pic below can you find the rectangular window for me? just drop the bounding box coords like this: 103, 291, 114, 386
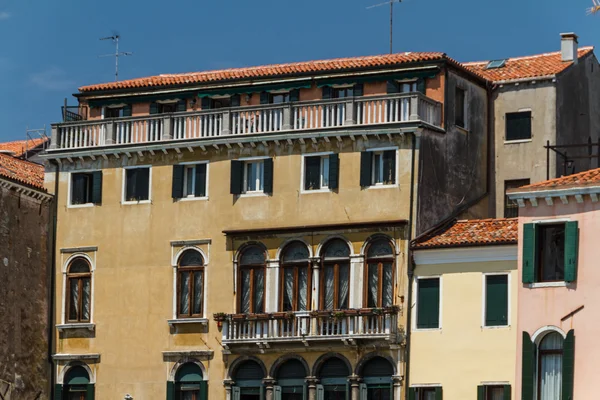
455, 87, 466, 128
172, 164, 208, 199
410, 387, 441, 400
70, 172, 102, 206
270, 93, 290, 104
372, 150, 396, 185
124, 167, 150, 202
537, 224, 565, 282
244, 161, 264, 193
304, 155, 330, 190
477, 385, 510, 400
485, 275, 508, 327
505, 111, 532, 141
333, 87, 354, 98
230, 159, 273, 195
504, 179, 530, 218
416, 277, 440, 329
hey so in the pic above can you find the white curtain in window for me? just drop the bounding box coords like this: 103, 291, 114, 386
368, 264, 378, 307
540, 354, 562, 399
254, 269, 264, 312
383, 263, 393, 307
241, 270, 251, 313
338, 264, 349, 309
69, 280, 79, 320
324, 267, 334, 310
180, 272, 190, 315
298, 268, 308, 311
284, 268, 294, 311
193, 271, 203, 315
82, 278, 91, 320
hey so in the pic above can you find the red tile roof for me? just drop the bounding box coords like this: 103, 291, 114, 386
0, 138, 47, 157
0, 154, 45, 190
413, 218, 518, 249
510, 167, 600, 193
463, 47, 594, 83
79, 52, 455, 93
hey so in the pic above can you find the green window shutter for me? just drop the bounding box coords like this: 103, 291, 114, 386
322, 86, 332, 99
149, 102, 159, 114
521, 332, 535, 400
345, 381, 350, 400
195, 164, 207, 197
408, 388, 416, 400
354, 84, 364, 97
506, 112, 532, 141
201, 97, 211, 110
485, 275, 508, 327
263, 158, 274, 194
562, 329, 575, 400
137, 168, 150, 200
359, 383, 367, 400
199, 381, 208, 400
417, 278, 440, 329
122, 104, 132, 117
304, 156, 320, 190
232, 386, 241, 400
176, 100, 187, 112
316, 384, 324, 400
503, 385, 511, 400
172, 165, 184, 199
260, 92, 270, 104
435, 386, 443, 400
360, 151, 373, 187
477, 385, 485, 400
230, 161, 244, 195
564, 221, 579, 283
86, 384, 95, 400
522, 223, 537, 284
417, 79, 426, 94
274, 386, 282, 400
54, 384, 63, 400
91, 171, 103, 205
382, 150, 396, 184
166, 381, 175, 400
329, 153, 339, 190
231, 95, 241, 107
386, 81, 399, 94
290, 89, 300, 102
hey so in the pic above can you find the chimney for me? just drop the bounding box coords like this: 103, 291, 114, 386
561, 32, 579, 63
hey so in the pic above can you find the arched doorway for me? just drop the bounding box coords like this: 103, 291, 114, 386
316, 356, 350, 400
360, 356, 394, 400
274, 358, 308, 400
62, 365, 93, 400
173, 363, 206, 400
232, 360, 265, 400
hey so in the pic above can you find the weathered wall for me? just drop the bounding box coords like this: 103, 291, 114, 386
416, 69, 489, 233
0, 185, 51, 400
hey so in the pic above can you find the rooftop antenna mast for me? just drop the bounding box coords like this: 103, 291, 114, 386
367, 0, 402, 54
99, 34, 132, 81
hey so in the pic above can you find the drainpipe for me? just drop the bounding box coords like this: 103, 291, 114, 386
403, 132, 417, 399
48, 160, 59, 399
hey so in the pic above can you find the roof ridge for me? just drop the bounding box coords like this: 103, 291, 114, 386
462, 46, 594, 66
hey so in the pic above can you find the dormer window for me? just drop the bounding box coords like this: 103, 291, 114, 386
486, 59, 507, 69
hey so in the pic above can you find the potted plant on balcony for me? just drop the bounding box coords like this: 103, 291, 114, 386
332, 311, 346, 321
344, 308, 359, 316
213, 312, 227, 328
372, 308, 384, 316
232, 313, 246, 321
384, 305, 401, 314
284, 311, 295, 321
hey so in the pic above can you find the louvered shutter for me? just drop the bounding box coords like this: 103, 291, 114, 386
201, 97, 211, 110
562, 329, 575, 400
521, 332, 535, 400
417, 79, 426, 94
417, 278, 440, 329
316, 385, 324, 400
54, 384, 63, 400
172, 165, 184, 199
503, 385, 511, 400
564, 221, 579, 283
230, 161, 244, 195
359, 383, 367, 400
522, 223, 536, 284
485, 275, 508, 326
149, 102, 159, 114
232, 386, 241, 400
231, 95, 241, 107
477, 385, 485, 400
122, 104, 132, 117
86, 384, 95, 400
263, 158, 274, 194
195, 164, 207, 197
322, 86, 332, 99
260, 92, 270, 104
199, 381, 208, 400
360, 151, 373, 187
274, 386, 282, 400
91, 171, 103, 205
329, 153, 339, 190
435, 386, 442, 400
506, 112, 532, 141
290, 89, 300, 102
387, 81, 399, 94
354, 84, 364, 97
408, 388, 416, 400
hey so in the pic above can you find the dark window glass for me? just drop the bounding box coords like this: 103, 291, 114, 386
371, 150, 396, 185
506, 111, 532, 141
418, 388, 437, 400
504, 179, 530, 218
238, 245, 266, 313
158, 103, 177, 113
455, 87, 466, 128
304, 156, 330, 190
105, 107, 124, 118
71, 173, 92, 205
537, 224, 565, 282
270, 93, 290, 103
485, 386, 505, 400
333, 88, 354, 98
177, 250, 204, 318
66, 258, 91, 323
125, 168, 150, 202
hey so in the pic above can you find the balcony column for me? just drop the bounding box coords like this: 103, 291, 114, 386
162, 115, 173, 140
392, 376, 403, 400
349, 255, 363, 309
222, 110, 232, 135
348, 375, 361, 400
223, 379, 235, 400
283, 104, 293, 130
310, 257, 320, 311
265, 259, 279, 313
263, 378, 276, 400
409, 95, 420, 121
344, 99, 356, 125
305, 377, 319, 400
104, 121, 116, 145
49, 125, 59, 149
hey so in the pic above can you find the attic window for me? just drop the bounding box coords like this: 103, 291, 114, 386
486, 59, 507, 69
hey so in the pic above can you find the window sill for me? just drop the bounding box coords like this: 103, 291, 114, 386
366, 184, 399, 190
300, 188, 332, 194
177, 196, 209, 202
67, 203, 96, 209
482, 324, 510, 330
168, 318, 209, 326
56, 323, 95, 332
455, 125, 469, 134
412, 327, 441, 332
238, 192, 268, 198
122, 200, 151, 205
529, 281, 568, 289
504, 138, 533, 144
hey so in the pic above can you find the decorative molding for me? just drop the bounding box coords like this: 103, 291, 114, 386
530, 198, 538, 207
509, 185, 600, 208
53, 353, 100, 361
56, 323, 95, 332
0, 177, 53, 202
170, 239, 212, 247
545, 197, 553, 206
162, 350, 214, 361
60, 246, 98, 254
414, 245, 517, 265
167, 318, 209, 326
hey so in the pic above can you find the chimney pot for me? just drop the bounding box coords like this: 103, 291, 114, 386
561, 32, 579, 63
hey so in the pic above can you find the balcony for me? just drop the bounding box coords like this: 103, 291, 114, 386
49, 93, 442, 152
216, 307, 401, 351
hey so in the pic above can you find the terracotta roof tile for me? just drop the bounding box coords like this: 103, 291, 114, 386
510, 167, 600, 193
0, 154, 45, 190
463, 47, 594, 83
413, 218, 518, 249
0, 138, 47, 157
78, 52, 450, 93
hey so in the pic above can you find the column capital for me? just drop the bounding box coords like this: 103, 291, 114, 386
348, 374, 362, 386
392, 375, 403, 386
262, 377, 277, 388
305, 376, 319, 387
223, 379, 235, 388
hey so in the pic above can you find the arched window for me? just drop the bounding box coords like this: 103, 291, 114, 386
361, 356, 394, 400
275, 359, 308, 400
280, 242, 311, 312
174, 363, 207, 400
232, 360, 265, 400
63, 365, 93, 400
538, 332, 564, 399
238, 245, 266, 314
364, 239, 394, 308
177, 250, 205, 318
316, 357, 350, 400
66, 258, 91, 323
320, 239, 351, 310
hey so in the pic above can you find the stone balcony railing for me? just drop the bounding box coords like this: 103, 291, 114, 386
49, 93, 442, 151
215, 307, 401, 349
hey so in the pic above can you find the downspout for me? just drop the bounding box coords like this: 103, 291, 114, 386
48, 160, 59, 399
403, 132, 417, 399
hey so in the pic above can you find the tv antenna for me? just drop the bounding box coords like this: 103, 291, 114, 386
367, 0, 402, 54
99, 34, 132, 81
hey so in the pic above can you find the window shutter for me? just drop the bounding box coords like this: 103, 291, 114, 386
172, 165, 184, 199
232, 386, 241, 400
562, 329, 575, 400
354, 84, 364, 97
408, 388, 416, 400
506, 112, 532, 141
521, 332, 535, 400
386, 81, 399, 94
417, 278, 440, 329
260, 92, 270, 104
176, 100, 187, 112
231, 95, 241, 107
303, 384, 308, 400
122, 104, 132, 117
201, 97, 211, 110
522, 223, 536, 284
503, 385, 511, 400
477, 385, 485, 400
263, 158, 274, 194
290, 89, 300, 102
383, 150, 396, 184
417, 79, 426, 94
564, 221, 579, 283
136, 168, 150, 200
322, 86, 332, 99
195, 164, 207, 197
359, 383, 367, 400
230, 161, 244, 195
329, 153, 339, 190
54, 384, 63, 400
274, 386, 282, 400
149, 102, 159, 114
316, 384, 324, 400
91, 171, 103, 205
86, 384, 95, 400
485, 275, 508, 326
435, 386, 443, 400
199, 381, 208, 400
360, 151, 373, 187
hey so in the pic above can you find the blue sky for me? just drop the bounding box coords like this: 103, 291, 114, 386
0, 0, 598, 142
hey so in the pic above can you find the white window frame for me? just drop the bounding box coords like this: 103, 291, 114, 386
504, 107, 533, 144
300, 152, 333, 194
527, 218, 572, 288
169, 246, 210, 324
67, 170, 97, 209
531, 326, 567, 400
409, 385, 443, 400
239, 156, 269, 197
121, 165, 152, 205
412, 275, 443, 332
481, 272, 511, 329
58, 252, 96, 330
366, 146, 399, 189
177, 161, 209, 202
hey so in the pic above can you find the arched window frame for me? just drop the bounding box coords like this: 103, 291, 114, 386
320, 238, 351, 310
176, 249, 205, 319
237, 244, 267, 314
279, 241, 312, 312
65, 257, 92, 323
532, 327, 566, 400
59, 363, 94, 400
363, 237, 395, 308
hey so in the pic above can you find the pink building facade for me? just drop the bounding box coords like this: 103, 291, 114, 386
509, 169, 600, 400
